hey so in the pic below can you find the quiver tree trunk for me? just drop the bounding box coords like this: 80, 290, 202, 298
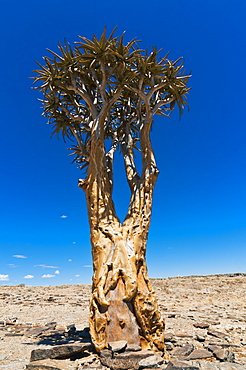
79, 128, 165, 353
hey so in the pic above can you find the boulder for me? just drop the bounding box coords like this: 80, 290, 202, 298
30, 342, 92, 361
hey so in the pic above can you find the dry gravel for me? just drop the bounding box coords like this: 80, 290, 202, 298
0, 274, 246, 369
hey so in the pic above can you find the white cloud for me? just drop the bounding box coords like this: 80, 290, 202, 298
24, 275, 34, 279
68, 259, 72, 262
35, 264, 58, 269
55, 270, 60, 275
13, 255, 27, 259
73, 242, 76, 244
8, 264, 17, 268
42, 274, 55, 278
0, 274, 9, 281
83, 265, 92, 268
60, 215, 68, 218
75, 274, 80, 277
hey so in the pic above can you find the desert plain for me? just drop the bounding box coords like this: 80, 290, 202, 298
0, 273, 246, 369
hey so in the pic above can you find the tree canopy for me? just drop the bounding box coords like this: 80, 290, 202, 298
32, 28, 190, 176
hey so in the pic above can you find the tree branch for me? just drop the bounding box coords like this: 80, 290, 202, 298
151, 95, 176, 115
146, 80, 168, 99
58, 105, 88, 159
65, 84, 97, 119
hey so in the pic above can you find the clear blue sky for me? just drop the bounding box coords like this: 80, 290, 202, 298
1, 0, 246, 285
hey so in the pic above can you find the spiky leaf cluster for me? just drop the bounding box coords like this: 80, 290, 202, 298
32, 28, 191, 170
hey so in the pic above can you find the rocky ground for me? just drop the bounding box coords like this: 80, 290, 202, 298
0, 273, 246, 369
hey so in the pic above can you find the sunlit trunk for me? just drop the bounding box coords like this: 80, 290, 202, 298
79, 138, 165, 352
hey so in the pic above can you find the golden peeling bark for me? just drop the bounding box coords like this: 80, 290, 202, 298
79, 137, 165, 352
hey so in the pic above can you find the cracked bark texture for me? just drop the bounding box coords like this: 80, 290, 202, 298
79, 122, 165, 352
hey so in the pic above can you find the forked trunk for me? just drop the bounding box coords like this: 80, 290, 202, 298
79, 137, 165, 351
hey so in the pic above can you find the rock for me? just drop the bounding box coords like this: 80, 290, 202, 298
100, 357, 139, 370
165, 360, 199, 370
193, 323, 209, 329
186, 349, 213, 360
218, 364, 246, 370
138, 354, 164, 368
207, 345, 235, 362
25, 326, 51, 337
195, 334, 206, 342
197, 362, 219, 370
76, 354, 97, 365
116, 350, 154, 360
100, 350, 154, 370
126, 344, 142, 352
172, 344, 194, 357
207, 329, 229, 339
30, 342, 92, 361
108, 340, 127, 352
100, 349, 112, 359
26, 359, 75, 369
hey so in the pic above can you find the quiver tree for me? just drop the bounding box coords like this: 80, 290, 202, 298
33, 28, 190, 352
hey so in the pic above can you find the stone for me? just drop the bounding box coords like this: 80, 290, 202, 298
30, 342, 92, 361
99, 349, 112, 359
100, 357, 139, 370
138, 354, 164, 368
195, 335, 206, 342
172, 344, 194, 357
108, 340, 127, 352
126, 344, 142, 352
76, 354, 97, 365
100, 350, 153, 370
218, 364, 246, 370
25, 326, 51, 337
197, 362, 219, 370
26, 359, 75, 369
207, 345, 235, 362
207, 329, 229, 339
165, 360, 199, 370
186, 349, 213, 360
193, 323, 209, 329
116, 350, 154, 360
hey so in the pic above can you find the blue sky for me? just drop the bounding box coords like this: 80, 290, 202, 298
1, 0, 246, 285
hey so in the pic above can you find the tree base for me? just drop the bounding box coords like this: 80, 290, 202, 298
89, 272, 165, 353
